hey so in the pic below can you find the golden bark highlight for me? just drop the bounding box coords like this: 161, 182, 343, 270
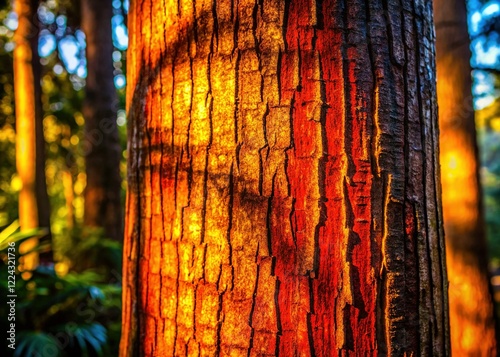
121, 0, 450, 355
14, 0, 45, 270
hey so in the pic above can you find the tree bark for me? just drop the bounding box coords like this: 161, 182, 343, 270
81, 0, 123, 241
435, 0, 499, 354
121, 0, 450, 355
14, 0, 52, 267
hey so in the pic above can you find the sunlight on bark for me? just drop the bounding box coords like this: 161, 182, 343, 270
14, 0, 41, 272
121, 0, 450, 355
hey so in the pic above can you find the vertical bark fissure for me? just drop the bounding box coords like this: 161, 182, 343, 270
410, 1, 432, 352
339, 0, 353, 349
145, 100, 155, 354
364, 0, 387, 353
247, 249, 260, 357
422, 2, 441, 354
363, 2, 387, 353
201, 85, 213, 247
429, 71, 448, 352
398, 0, 412, 352
400, 0, 421, 353
314, 49, 326, 280
429, 9, 448, 347
233, 0, 240, 151
259, 105, 270, 196
306, 275, 317, 357
285, 94, 295, 195
423, 14, 441, 352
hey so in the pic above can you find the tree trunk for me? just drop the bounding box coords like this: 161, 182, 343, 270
81, 0, 123, 241
434, 0, 498, 354
14, 0, 52, 268
121, 0, 450, 355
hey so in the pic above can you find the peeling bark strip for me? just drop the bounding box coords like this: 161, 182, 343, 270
121, 0, 449, 355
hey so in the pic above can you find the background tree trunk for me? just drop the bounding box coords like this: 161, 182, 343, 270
121, 0, 450, 355
434, 0, 498, 354
81, 0, 123, 241
14, 0, 51, 268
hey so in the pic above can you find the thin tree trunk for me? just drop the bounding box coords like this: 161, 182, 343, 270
121, 0, 450, 355
62, 170, 75, 230
34, 31, 50, 235
81, 0, 123, 241
435, 0, 498, 354
14, 0, 51, 268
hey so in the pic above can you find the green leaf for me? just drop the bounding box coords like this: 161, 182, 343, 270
0, 221, 49, 251
68, 323, 107, 356
0, 220, 19, 242
15, 332, 61, 357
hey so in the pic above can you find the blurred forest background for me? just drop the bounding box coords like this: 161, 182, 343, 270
0, 0, 500, 355
0, 0, 127, 355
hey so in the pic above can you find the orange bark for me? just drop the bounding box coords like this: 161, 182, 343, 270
435, 0, 498, 354
14, 0, 51, 268
121, 0, 450, 355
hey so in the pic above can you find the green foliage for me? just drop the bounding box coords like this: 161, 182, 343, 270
15, 323, 108, 357
477, 103, 500, 263
0, 221, 48, 251
0, 225, 122, 357
16, 332, 61, 357
0, 8, 16, 228
66, 228, 122, 276
480, 130, 500, 263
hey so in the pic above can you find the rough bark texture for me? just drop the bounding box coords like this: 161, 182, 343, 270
14, 0, 51, 267
121, 0, 450, 355
81, 0, 123, 241
435, 0, 498, 354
